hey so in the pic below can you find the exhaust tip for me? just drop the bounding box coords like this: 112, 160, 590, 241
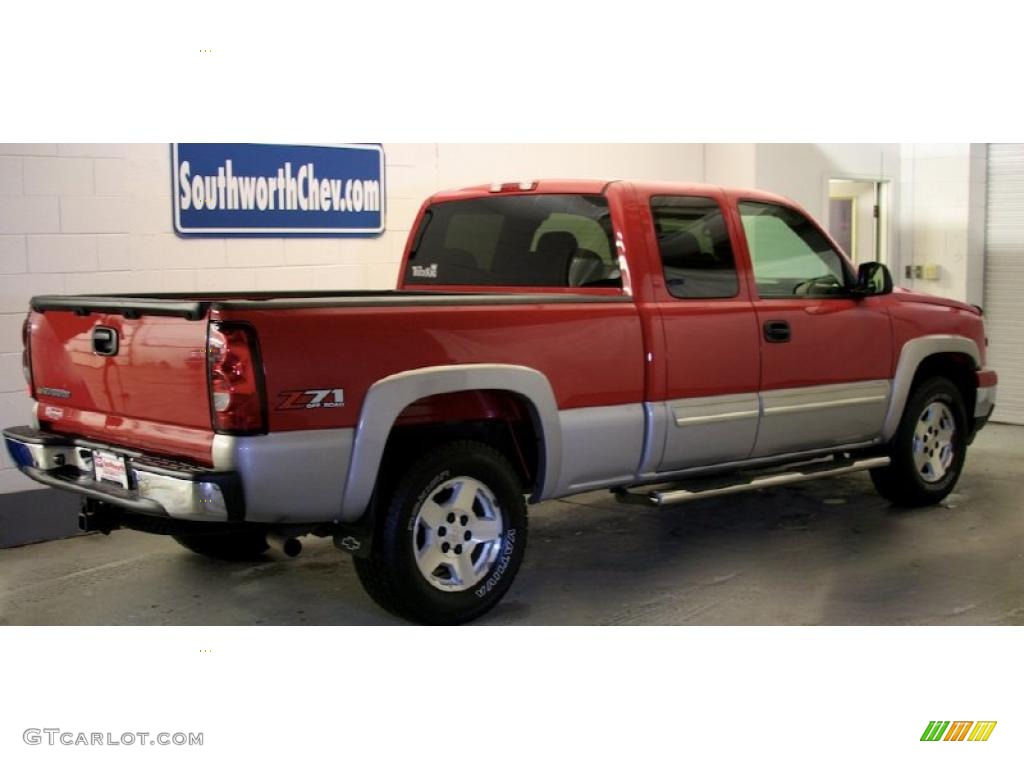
267, 533, 302, 558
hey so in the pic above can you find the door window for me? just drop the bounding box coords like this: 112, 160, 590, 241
739, 201, 850, 298
651, 196, 738, 298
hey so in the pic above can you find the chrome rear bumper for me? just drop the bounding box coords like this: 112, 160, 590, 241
2, 426, 243, 521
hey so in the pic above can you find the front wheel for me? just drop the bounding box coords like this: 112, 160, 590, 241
870, 376, 968, 507
355, 440, 528, 624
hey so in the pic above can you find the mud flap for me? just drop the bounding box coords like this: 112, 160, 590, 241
332, 527, 373, 558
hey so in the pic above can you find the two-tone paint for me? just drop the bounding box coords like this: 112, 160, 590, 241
11, 179, 997, 525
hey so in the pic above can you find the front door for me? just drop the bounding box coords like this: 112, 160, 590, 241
735, 198, 893, 457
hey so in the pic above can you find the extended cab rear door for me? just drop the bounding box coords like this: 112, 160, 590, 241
728, 194, 893, 457
635, 186, 762, 472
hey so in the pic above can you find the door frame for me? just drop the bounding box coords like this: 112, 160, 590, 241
824, 174, 892, 268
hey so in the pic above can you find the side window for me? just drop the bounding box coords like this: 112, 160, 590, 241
651, 196, 738, 299
738, 201, 850, 298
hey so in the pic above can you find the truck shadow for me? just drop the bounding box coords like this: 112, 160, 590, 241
155, 469, 994, 626
2, 469, 1000, 626
480, 474, 976, 625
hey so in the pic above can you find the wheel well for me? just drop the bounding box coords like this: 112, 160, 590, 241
912, 352, 977, 422
380, 390, 542, 493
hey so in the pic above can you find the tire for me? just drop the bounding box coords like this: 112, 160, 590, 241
870, 376, 968, 507
355, 440, 528, 625
173, 531, 269, 561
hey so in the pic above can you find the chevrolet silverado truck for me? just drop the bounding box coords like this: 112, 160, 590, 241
4, 179, 998, 623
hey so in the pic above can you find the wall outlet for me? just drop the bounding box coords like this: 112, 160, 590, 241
923, 264, 941, 280
913, 265, 924, 279
904, 265, 914, 279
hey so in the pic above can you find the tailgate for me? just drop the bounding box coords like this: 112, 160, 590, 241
28, 301, 215, 465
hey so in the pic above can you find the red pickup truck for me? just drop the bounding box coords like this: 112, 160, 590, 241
4, 179, 998, 623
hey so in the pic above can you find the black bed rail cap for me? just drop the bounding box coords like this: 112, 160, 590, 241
30, 295, 209, 320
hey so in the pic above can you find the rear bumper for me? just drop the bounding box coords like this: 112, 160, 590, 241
2, 426, 244, 522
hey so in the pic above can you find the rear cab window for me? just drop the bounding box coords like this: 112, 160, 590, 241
406, 194, 621, 288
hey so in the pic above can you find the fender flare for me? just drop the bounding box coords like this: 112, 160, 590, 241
339, 364, 562, 521
881, 334, 980, 441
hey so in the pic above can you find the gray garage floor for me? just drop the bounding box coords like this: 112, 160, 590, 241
1, 424, 1022, 625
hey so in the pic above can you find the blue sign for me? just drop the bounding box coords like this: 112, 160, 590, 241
172, 143, 385, 235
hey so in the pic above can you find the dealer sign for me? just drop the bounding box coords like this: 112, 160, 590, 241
172, 143, 385, 235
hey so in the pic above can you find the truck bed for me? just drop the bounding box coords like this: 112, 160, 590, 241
25, 289, 644, 469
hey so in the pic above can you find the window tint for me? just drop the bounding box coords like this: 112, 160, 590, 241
444, 213, 503, 269
406, 195, 620, 288
739, 201, 850, 298
651, 196, 738, 299
531, 213, 613, 264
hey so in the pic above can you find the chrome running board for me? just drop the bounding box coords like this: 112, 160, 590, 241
614, 454, 890, 507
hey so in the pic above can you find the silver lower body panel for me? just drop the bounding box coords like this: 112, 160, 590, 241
213, 429, 354, 523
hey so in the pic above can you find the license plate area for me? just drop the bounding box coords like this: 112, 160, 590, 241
93, 450, 129, 489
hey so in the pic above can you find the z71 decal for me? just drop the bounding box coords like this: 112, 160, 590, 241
276, 388, 345, 410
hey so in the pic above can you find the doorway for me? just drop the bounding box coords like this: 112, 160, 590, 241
827, 179, 887, 265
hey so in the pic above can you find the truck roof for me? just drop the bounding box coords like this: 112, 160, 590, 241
430, 179, 798, 207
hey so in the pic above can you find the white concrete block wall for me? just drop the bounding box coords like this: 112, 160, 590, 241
704, 144, 757, 189
436, 144, 704, 188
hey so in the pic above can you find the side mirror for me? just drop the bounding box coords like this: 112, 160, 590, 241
855, 261, 893, 297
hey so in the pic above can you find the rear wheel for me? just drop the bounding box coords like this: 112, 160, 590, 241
173, 531, 269, 561
870, 376, 968, 507
355, 440, 527, 624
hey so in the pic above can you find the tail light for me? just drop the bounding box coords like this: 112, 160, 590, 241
22, 316, 33, 396
207, 322, 265, 434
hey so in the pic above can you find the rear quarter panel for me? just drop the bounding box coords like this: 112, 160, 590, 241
216, 301, 646, 432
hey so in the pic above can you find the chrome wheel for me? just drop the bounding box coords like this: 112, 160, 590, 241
913, 401, 956, 483
411, 475, 504, 592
